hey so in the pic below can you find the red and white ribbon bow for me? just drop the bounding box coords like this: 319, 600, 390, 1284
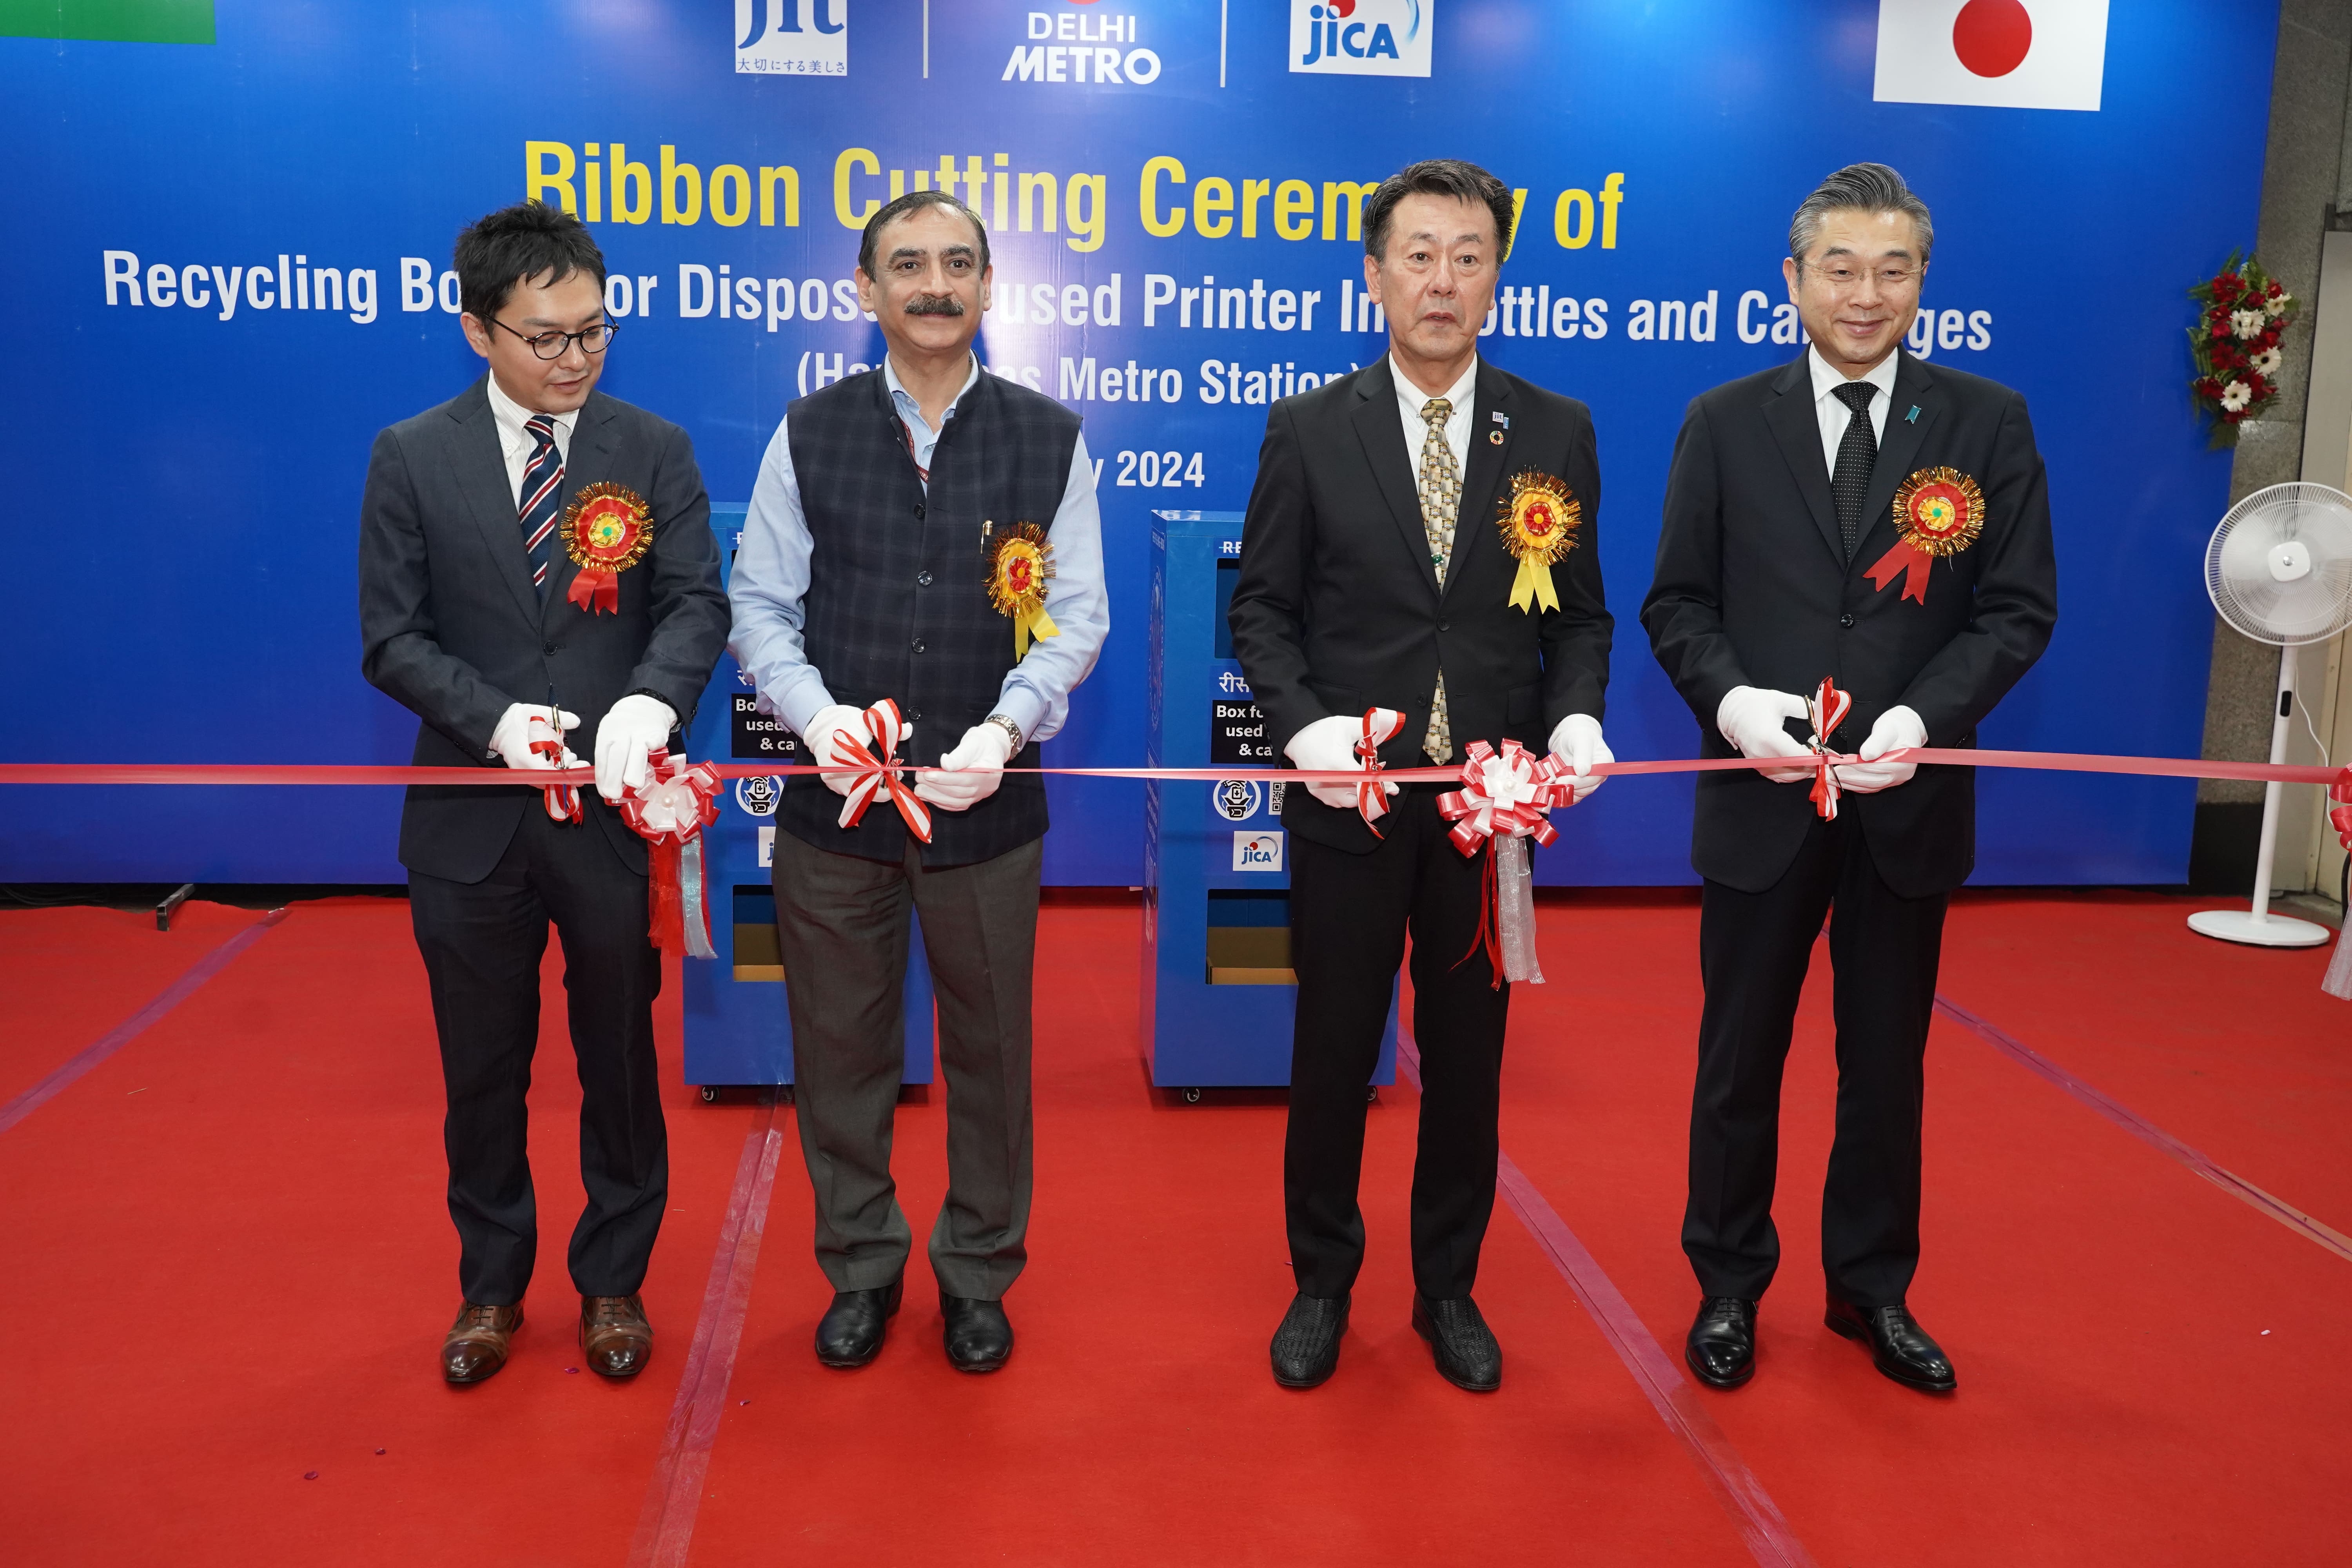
829, 698, 934, 845
1434, 738, 1573, 857
527, 714, 582, 824
1807, 677, 1854, 821
619, 748, 721, 958
1353, 707, 1406, 835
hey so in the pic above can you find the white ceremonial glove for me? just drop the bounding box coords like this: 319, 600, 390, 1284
915, 722, 1014, 812
594, 693, 678, 803
800, 703, 909, 800
1716, 686, 1817, 784
1835, 705, 1927, 794
1547, 713, 1613, 804
1286, 713, 1398, 811
490, 702, 581, 771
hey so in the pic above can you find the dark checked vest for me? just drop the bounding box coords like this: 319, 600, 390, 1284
777, 366, 1081, 868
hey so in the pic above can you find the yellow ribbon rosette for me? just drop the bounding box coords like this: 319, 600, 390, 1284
1495, 471, 1581, 613
985, 521, 1061, 656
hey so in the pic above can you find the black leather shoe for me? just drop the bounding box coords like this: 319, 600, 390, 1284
1826, 1296, 1956, 1393
1412, 1294, 1501, 1392
1685, 1296, 1758, 1388
1270, 1292, 1350, 1388
940, 1292, 1014, 1373
815, 1278, 903, 1368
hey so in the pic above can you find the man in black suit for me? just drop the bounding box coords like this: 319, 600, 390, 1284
359, 201, 728, 1385
1643, 164, 2056, 1394
1230, 160, 1613, 1393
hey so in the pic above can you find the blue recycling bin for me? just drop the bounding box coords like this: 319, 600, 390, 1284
681, 503, 936, 1092
1139, 510, 1397, 1090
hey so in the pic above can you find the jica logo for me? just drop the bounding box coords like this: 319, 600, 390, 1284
1232, 831, 1285, 872
1292, 0, 1432, 78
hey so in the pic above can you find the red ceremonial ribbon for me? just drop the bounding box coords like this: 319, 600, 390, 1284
1806, 677, 1855, 821
618, 748, 721, 957
1863, 539, 1933, 604
1434, 739, 1576, 987
527, 715, 582, 824
568, 567, 622, 615
828, 698, 934, 845
1353, 707, 1405, 836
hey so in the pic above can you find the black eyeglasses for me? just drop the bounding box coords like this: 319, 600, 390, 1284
490, 317, 618, 359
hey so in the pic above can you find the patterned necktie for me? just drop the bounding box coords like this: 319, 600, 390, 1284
518, 414, 565, 600
1416, 396, 1461, 764
1829, 380, 1878, 560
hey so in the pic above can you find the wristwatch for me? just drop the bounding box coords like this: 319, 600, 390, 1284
984, 714, 1025, 754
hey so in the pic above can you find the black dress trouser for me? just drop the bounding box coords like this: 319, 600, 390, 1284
407, 806, 669, 1305
1285, 786, 1510, 1302
1684, 809, 1948, 1310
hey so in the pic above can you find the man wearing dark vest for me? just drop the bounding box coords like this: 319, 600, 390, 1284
1643, 164, 2056, 1395
359, 200, 728, 1384
1229, 160, 1614, 1393
730, 190, 1107, 1374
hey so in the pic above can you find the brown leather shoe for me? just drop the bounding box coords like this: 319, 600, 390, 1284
580, 1294, 652, 1378
442, 1301, 523, 1384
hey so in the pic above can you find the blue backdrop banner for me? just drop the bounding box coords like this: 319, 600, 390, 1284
0, 0, 2276, 886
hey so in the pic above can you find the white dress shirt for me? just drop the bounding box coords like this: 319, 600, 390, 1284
484, 371, 578, 508
1806, 344, 1899, 478
728, 352, 1109, 748
1392, 353, 1477, 508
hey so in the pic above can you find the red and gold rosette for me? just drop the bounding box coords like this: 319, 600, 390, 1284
1866, 467, 1984, 606
1495, 471, 1581, 614
985, 521, 1061, 656
560, 482, 654, 614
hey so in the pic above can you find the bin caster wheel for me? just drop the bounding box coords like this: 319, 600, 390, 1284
1182, 1087, 1202, 1105
699, 1085, 720, 1104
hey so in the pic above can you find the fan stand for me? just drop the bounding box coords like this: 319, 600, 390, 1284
2188, 651, 2333, 947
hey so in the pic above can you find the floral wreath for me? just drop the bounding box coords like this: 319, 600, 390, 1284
2189, 251, 2296, 449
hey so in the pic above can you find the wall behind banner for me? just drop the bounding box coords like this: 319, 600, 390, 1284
0, 0, 2278, 887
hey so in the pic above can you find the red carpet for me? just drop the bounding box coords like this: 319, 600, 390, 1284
1, 889, 2346, 1564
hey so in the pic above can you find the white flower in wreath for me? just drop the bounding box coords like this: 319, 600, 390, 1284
2253, 347, 2283, 377
2265, 294, 2289, 318
2231, 309, 2268, 339
2220, 380, 2254, 413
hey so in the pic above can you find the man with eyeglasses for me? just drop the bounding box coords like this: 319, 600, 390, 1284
1643, 163, 2056, 1396
359, 199, 728, 1385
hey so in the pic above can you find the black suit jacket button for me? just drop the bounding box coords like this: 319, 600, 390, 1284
1438, 620, 1450, 632
911, 637, 926, 653
917, 570, 933, 587
914, 503, 926, 519
543, 642, 557, 654
907, 710, 922, 722
1839, 614, 1855, 629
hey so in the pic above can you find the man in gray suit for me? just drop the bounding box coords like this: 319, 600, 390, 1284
359, 200, 728, 1385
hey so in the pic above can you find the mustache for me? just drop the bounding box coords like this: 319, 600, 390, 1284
904, 293, 967, 317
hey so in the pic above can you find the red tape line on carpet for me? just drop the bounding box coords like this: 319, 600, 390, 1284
1395, 1030, 1818, 1568
628, 1091, 788, 1568
0, 906, 287, 1136
1935, 995, 2352, 1265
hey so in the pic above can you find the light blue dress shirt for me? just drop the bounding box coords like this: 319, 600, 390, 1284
728, 353, 1109, 748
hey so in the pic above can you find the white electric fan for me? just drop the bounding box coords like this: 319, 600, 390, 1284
2188, 481, 2352, 946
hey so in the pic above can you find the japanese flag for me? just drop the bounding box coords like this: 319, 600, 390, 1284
1873, 0, 2108, 111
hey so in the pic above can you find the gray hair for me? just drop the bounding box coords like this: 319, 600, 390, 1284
1788, 162, 1933, 265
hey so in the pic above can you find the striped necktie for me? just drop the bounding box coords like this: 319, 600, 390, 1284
518, 414, 564, 599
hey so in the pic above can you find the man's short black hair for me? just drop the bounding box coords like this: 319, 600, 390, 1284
857, 189, 991, 280
454, 199, 608, 323
1363, 159, 1515, 263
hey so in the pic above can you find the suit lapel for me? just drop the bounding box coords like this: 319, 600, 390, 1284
449, 379, 542, 627
542, 394, 619, 630
1349, 358, 1441, 599
1445, 361, 1514, 604
1760, 354, 1845, 567
1851, 352, 1941, 568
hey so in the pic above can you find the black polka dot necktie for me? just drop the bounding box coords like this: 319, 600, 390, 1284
1829, 381, 1878, 561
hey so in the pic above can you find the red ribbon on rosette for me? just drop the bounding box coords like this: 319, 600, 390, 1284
620, 748, 721, 958
1806, 677, 1854, 821
829, 698, 934, 845
1353, 707, 1405, 836
527, 714, 582, 824
1434, 738, 1573, 857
